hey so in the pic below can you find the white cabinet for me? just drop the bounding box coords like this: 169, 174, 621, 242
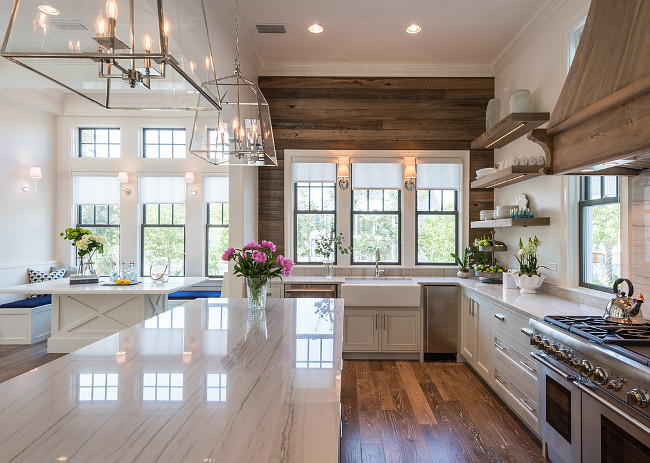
460, 294, 475, 363
343, 309, 379, 351
343, 308, 421, 355
460, 290, 492, 381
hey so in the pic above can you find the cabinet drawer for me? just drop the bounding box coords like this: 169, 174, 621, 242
491, 304, 533, 348
492, 358, 539, 435
492, 332, 538, 398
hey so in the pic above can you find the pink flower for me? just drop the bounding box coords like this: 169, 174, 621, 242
281, 256, 294, 276
243, 241, 262, 250
261, 240, 276, 252
252, 250, 267, 263
221, 247, 236, 261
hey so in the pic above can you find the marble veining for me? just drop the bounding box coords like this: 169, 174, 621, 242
0, 298, 343, 462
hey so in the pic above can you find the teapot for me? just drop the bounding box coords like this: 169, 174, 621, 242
603, 278, 645, 324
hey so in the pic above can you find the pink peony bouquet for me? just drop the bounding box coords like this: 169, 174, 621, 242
222, 240, 293, 279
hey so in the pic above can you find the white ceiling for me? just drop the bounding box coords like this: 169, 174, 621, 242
235, 0, 556, 75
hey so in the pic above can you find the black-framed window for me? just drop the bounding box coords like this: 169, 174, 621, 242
208, 128, 231, 155
77, 204, 120, 275
351, 189, 401, 264
79, 128, 120, 158
141, 203, 185, 277
143, 128, 186, 158
206, 202, 229, 277
416, 189, 458, 264
579, 176, 620, 291
294, 182, 336, 264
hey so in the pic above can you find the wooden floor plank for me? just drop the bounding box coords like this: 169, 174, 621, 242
395, 361, 438, 425
361, 444, 386, 463
0, 341, 65, 384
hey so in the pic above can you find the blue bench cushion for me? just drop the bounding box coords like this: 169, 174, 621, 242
1, 295, 52, 308
168, 291, 221, 300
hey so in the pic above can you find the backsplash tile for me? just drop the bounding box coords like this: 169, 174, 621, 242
631, 172, 650, 319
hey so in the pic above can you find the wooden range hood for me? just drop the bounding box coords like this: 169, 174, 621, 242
541, 0, 650, 175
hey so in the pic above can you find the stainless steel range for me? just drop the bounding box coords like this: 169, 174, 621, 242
530, 315, 650, 463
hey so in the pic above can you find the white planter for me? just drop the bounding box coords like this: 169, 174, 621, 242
457, 270, 469, 279
512, 273, 545, 294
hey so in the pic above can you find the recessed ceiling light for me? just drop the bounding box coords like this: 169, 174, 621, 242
406, 24, 421, 34
308, 24, 323, 34
580, 168, 593, 173
38, 4, 59, 15
604, 161, 618, 167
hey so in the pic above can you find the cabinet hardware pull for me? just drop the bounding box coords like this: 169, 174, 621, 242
383, 314, 387, 330
375, 313, 377, 330
520, 327, 533, 337
519, 361, 536, 373
493, 341, 506, 351
519, 398, 536, 414
494, 313, 506, 321
284, 288, 335, 293
494, 374, 506, 386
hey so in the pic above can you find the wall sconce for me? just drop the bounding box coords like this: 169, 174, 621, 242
185, 171, 198, 196
337, 163, 349, 190
182, 351, 192, 363
22, 166, 42, 192
117, 171, 132, 195
404, 164, 417, 191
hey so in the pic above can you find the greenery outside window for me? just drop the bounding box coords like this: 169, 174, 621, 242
207, 202, 229, 276
79, 128, 120, 158
143, 128, 186, 158
77, 204, 120, 275
142, 203, 185, 277
416, 190, 458, 264
351, 189, 401, 264
579, 176, 620, 291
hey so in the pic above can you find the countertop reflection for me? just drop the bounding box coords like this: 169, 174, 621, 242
0, 298, 343, 463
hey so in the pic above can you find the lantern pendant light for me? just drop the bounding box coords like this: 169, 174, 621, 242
189, 0, 277, 166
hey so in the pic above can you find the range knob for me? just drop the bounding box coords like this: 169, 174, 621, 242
569, 358, 581, 368
580, 360, 594, 377
546, 344, 559, 355
540, 339, 550, 351
531, 335, 543, 347
593, 367, 608, 385
627, 389, 650, 408
607, 380, 623, 392
556, 350, 569, 362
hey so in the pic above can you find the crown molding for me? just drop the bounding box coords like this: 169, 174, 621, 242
491, 0, 567, 76
259, 61, 494, 77
0, 88, 64, 114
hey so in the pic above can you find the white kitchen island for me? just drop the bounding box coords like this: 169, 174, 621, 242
0, 277, 207, 353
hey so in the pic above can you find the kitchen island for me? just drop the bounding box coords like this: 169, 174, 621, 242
0, 277, 207, 353
0, 297, 343, 462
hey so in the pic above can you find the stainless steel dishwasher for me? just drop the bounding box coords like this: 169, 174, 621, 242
283, 283, 337, 298
423, 285, 458, 360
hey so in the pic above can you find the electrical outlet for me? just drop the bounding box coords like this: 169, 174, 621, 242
548, 263, 557, 271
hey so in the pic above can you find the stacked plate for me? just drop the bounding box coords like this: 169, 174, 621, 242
480, 210, 494, 220
476, 168, 495, 179
494, 205, 517, 219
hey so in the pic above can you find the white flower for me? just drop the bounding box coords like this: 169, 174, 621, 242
96, 236, 107, 245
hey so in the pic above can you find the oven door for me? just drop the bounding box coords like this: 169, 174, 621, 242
534, 352, 582, 463
580, 382, 650, 463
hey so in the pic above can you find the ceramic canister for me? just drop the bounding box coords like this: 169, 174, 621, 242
510, 89, 533, 113
486, 98, 501, 130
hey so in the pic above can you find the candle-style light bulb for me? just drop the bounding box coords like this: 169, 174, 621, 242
143, 34, 152, 52
106, 0, 118, 19
163, 20, 170, 36
95, 13, 106, 37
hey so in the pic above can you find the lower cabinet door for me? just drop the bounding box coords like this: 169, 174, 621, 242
380, 309, 421, 352
343, 309, 379, 351
475, 300, 492, 379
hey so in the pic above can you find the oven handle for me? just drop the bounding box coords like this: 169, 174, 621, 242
530, 352, 578, 382
576, 381, 650, 436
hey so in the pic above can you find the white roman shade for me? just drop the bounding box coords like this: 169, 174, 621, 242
416, 163, 462, 189
293, 162, 337, 182
73, 176, 119, 205
204, 176, 229, 202
351, 162, 403, 189
140, 176, 185, 204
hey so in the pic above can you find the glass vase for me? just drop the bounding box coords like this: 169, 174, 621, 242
246, 277, 268, 311
322, 256, 334, 279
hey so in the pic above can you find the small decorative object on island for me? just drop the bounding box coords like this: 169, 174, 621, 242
513, 236, 547, 293
314, 230, 352, 278
451, 247, 472, 278
222, 240, 293, 310
60, 227, 106, 276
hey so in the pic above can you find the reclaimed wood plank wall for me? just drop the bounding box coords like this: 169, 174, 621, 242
257, 76, 494, 256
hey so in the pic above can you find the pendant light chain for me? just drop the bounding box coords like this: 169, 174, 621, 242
234, 0, 241, 76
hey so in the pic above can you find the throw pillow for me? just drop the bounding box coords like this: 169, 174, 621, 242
27, 268, 66, 298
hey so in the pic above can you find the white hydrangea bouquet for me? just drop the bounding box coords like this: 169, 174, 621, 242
513, 235, 547, 293
60, 227, 107, 274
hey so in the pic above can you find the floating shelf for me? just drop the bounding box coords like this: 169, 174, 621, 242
471, 165, 547, 189
471, 112, 550, 150
471, 217, 551, 228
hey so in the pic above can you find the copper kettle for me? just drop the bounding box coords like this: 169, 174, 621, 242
603, 278, 645, 324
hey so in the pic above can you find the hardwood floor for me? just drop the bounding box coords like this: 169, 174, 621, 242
341, 360, 544, 463
0, 341, 65, 384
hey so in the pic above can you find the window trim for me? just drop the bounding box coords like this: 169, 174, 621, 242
350, 188, 402, 265
293, 182, 337, 265
578, 176, 620, 292
205, 202, 229, 278
141, 127, 187, 159
78, 127, 120, 158
415, 188, 459, 265
140, 203, 186, 277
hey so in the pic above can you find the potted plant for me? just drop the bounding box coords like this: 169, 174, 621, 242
222, 240, 293, 310
60, 227, 107, 275
513, 236, 547, 293
451, 247, 472, 278
314, 230, 352, 278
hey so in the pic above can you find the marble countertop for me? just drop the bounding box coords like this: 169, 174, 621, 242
0, 297, 343, 462
0, 276, 208, 295
275, 276, 606, 320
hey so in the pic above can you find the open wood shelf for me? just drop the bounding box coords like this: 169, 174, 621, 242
471, 112, 550, 149
471, 217, 551, 229
471, 165, 546, 189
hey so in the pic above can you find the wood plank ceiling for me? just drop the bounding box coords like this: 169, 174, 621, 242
257, 77, 495, 256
